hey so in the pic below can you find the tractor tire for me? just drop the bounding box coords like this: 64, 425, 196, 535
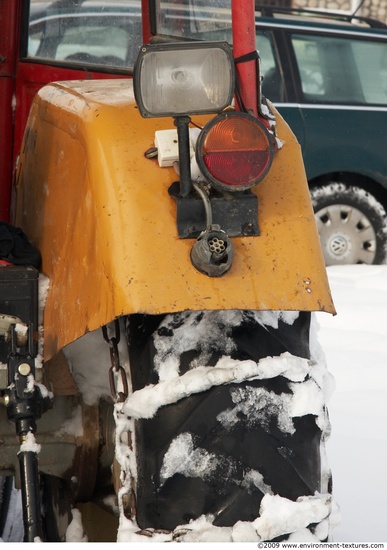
125, 310, 331, 540
311, 182, 387, 266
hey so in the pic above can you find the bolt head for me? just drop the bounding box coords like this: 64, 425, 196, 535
18, 362, 31, 376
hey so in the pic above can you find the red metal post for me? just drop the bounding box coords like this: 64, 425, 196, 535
141, 0, 152, 43
232, 0, 258, 117
0, 0, 20, 221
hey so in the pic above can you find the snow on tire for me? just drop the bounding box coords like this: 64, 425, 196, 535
311, 182, 387, 266
114, 310, 336, 542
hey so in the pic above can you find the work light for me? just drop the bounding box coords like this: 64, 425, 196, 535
134, 42, 235, 117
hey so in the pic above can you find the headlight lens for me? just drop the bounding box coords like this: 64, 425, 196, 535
134, 42, 235, 117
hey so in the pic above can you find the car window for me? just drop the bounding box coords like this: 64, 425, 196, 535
291, 36, 325, 97
55, 23, 130, 65
351, 41, 387, 104
257, 31, 284, 102
27, 1, 142, 69
158, 0, 232, 39
291, 33, 387, 106
156, 3, 284, 102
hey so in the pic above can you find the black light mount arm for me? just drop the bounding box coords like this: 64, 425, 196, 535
174, 116, 193, 198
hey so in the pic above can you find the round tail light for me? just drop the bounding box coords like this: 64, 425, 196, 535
195, 111, 274, 192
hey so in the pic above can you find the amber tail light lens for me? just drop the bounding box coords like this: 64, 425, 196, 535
196, 111, 274, 192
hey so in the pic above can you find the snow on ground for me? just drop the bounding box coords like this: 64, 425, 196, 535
316, 265, 387, 542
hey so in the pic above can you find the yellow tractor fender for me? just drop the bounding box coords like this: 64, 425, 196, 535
14, 79, 335, 361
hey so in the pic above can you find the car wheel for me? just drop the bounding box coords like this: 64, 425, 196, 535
310, 182, 387, 266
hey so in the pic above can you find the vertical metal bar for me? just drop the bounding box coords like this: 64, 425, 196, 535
232, 0, 258, 117
19, 450, 44, 542
141, 0, 153, 41
174, 116, 192, 198
0, 0, 20, 221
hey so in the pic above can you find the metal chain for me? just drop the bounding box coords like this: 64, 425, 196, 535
102, 321, 128, 403
102, 320, 135, 523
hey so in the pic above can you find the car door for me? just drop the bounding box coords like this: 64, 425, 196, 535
257, 24, 306, 150
284, 28, 387, 189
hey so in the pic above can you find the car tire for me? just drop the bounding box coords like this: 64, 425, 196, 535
310, 182, 387, 266
125, 311, 332, 540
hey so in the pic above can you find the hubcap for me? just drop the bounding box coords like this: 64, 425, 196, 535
328, 234, 349, 256
315, 203, 376, 265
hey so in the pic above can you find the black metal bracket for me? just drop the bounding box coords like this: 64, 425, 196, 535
169, 181, 259, 238
173, 116, 193, 198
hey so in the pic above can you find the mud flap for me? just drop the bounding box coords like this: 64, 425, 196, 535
125, 311, 330, 538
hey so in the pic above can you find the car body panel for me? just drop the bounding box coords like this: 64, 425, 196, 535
255, 17, 387, 197
274, 103, 387, 185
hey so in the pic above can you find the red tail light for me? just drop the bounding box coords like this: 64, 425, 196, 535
196, 111, 274, 192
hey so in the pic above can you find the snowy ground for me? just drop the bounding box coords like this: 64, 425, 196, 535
316, 265, 387, 543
